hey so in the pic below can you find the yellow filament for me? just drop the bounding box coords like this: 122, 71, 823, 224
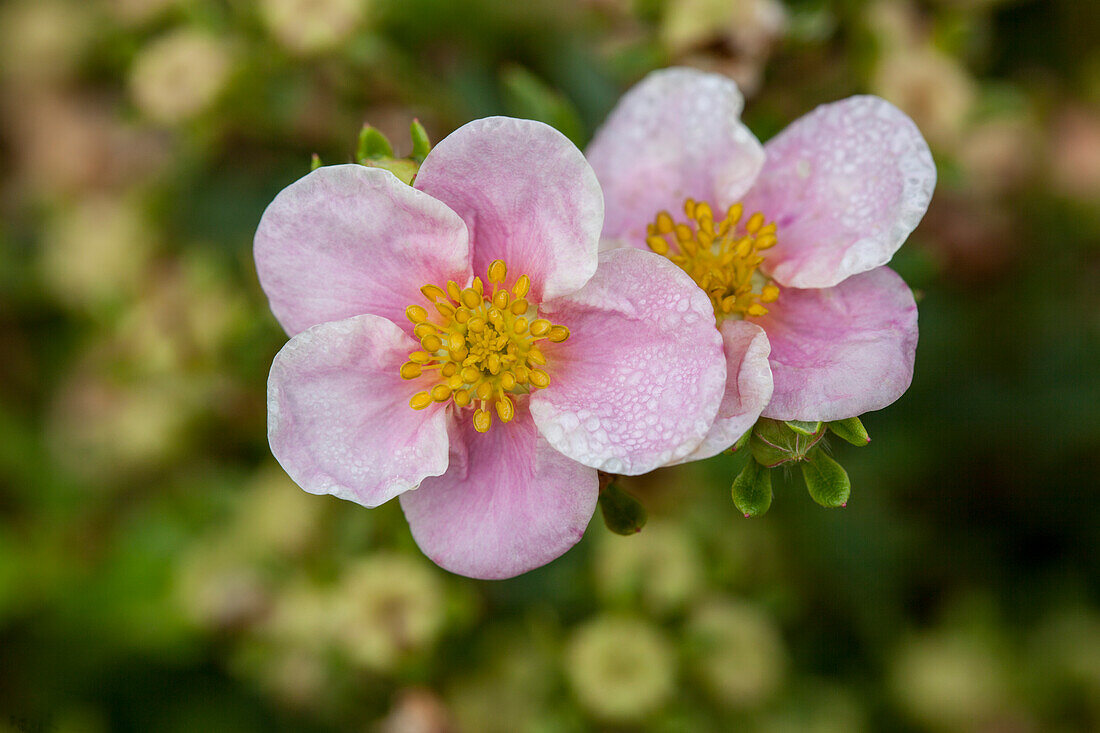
400, 261, 569, 433
644, 198, 780, 321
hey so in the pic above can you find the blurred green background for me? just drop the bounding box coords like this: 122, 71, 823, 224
2, 0, 1099, 730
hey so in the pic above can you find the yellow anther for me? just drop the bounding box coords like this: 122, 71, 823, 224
645, 199, 780, 323
460, 288, 481, 309
495, 395, 515, 423
420, 284, 448, 302
473, 409, 492, 433
402, 261, 566, 431
513, 274, 531, 298
548, 325, 570, 343
646, 235, 669, 255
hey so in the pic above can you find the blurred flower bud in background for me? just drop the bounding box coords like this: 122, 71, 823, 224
260, 0, 369, 55
129, 29, 235, 124
686, 597, 786, 708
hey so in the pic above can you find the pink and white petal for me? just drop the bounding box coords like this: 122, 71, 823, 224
743, 96, 936, 289
757, 267, 918, 422
268, 314, 450, 508
400, 401, 598, 580
413, 117, 602, 303
669, 320, 773, 465
531, 248, 726, 474
255, 165, 471, 337
586, 67, 765, 250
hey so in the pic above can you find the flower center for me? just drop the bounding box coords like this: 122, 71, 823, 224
645, 199, 780, 321
401, 259, 569, 433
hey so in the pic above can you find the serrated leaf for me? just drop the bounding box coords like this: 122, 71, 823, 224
598, 483, 647, 535
786, 420, 822, 436
409, 119, 431, 162
357, 124, 393, 161
731, 460, 772, 517
801, 448, 851, 508
827, 417, 870, 446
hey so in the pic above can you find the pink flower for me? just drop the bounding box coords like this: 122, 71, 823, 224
587, 68, 933, 446
255, 117, 726, 579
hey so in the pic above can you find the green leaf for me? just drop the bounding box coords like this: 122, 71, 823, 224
598, 483, 647, 535
357, 124, 394, 161
749, 418, 826, 467
409, 119, 431, 162
731, 460, 772, 518
827, 417, 870, 446
786, 420, 822, 436
801, 448, 851, 508
310, 153, 322, 171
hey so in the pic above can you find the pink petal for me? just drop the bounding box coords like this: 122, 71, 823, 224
413, 117, 602, 303
586, 67, 764, 249
530, 248, 727, 474
268, 314, 450, 508
400, 401, 598, 580
743, 96, 936, 289
255, 165, 471, 336
671, 320, 773, 464
757, 267, 918, 421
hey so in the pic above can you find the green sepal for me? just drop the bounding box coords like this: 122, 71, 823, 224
731, 460, 772, 518
801, 448, 851, 508
598, 483, 647, 535
409, 119, 431, 162
310, 153, 322, 171
730, 428, 752, 454
786, 420, 822, 436
827, 417, 870, 446
357, 124, 394, 161
362, 158, 420, 186
749, 418, 826, 468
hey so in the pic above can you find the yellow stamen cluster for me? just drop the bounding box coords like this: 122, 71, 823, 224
401, 259, 569, 433
646, 199, 780, 320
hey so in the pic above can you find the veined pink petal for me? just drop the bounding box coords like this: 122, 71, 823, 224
255, 165, 471, 337
670, 320, 773, 464
268, 314, 450, 508
400, 401, 598, 580
743, 96, 936, 289
586, 67, 764, 249
530, 248, 726, 474
757, 267, 918, 421
413, 117, 602, 303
